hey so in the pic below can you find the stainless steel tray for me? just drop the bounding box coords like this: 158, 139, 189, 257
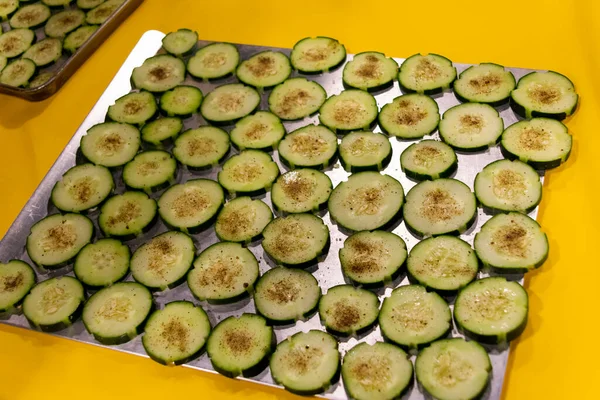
0, 30, 543, 399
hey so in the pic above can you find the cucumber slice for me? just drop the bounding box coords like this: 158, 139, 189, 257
131, 231, 195, 290
81, 122, 141, 167
159, 85, 203, 117
0, 260, 36, 312
270, 330, 340, 395
42, 0, 74, 6
379, 93, 439, 138
45, 9, 84, 38
131, 54, 186, 93
474, 212, 549, 273
172, 126, 230, 169
142, 301, 211, 365
107, 91, 158, 125
63, 25, 98, 53
278, 124, 337, 169
206, 313, 273, 377
454, 63, 516, 105
268, 77, 327, 120
319, 89, 378, 133
0, 0, 18, 19
122, 150, 177, 192
271, 169, 332, 213
0, 58, 35, 87
74, 238, 130, 288
82, 282, 153, 345
157, 179, 224, 233
415, 338, 491, 400
339, 131, 392, 172
10, 4, 51, 29
379, 285, 451, 349
187, 42, 239, 80
474, 159, 542, 213
398, 53, 457, 94
98, 191, 157, 238
253, 267, 320, 323
319, 285, 379, 335
161, 28, 198, 56
141, 117, 182, 146
343, 51, 398, 91
261, 213, 329, 267
439, 103, 504, 151
403, 178, 476, 237
51, 163, 114, 212
342, 342, 413, 400
28, 71, 53, 88
500, 118, 572, 169
328, 172, 404, 232
0, 28, 35, 58
290, 36, 346, 74
187, 242, 259, 303
236, 50, 291, 88
85, 0, 124, 24
510, 70, 578, 120
215, 197, 272, 243
400, 140, 458, 181
407, 236, 478, 293
200, 83, 260, 124
22, 276, 84, 332
26, 213, 93, 268
230, 111, 285, 150
339, 230, 407, 286
22, 38, 62, 67
77, 0, 104, 9
217, 150, 279, 195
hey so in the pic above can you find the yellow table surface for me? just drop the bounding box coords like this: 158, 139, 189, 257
2, 0, 600, 398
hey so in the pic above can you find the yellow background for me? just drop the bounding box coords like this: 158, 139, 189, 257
1, 0, 600, 398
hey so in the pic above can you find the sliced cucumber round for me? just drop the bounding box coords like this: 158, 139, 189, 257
215, 197, 272, 243
328, 172, 404, 232
277, 124, 337, 169
236, 50, 291, 88
0, 0, 18, 19
343, 51, 398, 91
271, 169, 332, 213
141, 117, 182, 146
0, 260, 36, 312
217, 150, 279, 195
268, 77, 327, 120
63, 25, 98, 53
159, 85, 202, 117
398, 53, 456, 94
339, 131, 391, 172
162, 28, 197, 56
454, 63, 516, 105
474, 212, 548, 273
319, 285, 379, 335
200, 83, 260, 124
10, 4, 51, 29
122, 150, 177, 192
400, 140, 458, 181
172, 126, 230, 169
230, 111, 285, 151
439, 103, 504, 151
131, 54, 186, 93
378, 93, 439, 138
319, 90, 378, 133
98, 191, 157, 238
28, 71, 53, 88
81, 122, 140, 167
45, 9, 84, 38
0, 58, 36, 87
107, 91, 158, 125
379, 285, 451, 349
85, 0, 123, 24
22, 38, 62, 67
51, 163, 114, 212
74, 238, 130, 288
77, 0, 104, 9
187, 42, 239, 80
290, 36, 346, 73
0, 28, 35, 58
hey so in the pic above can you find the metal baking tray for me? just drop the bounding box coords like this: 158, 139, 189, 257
0, 0, 143, 101
0, 30, 545, 399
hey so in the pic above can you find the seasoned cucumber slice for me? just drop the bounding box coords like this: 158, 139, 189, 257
98, 191, 157, 238
342, 342, 413, 400
439, 103, 504, 151
141, 117, 182, 146
142, 301, 211, 365
271, 330, 340, 395
400, 140, 458, 181
172, 126, 230, 169
107, 91, 158, 125
454, 63, 516, 105
319, 285, 379, 335
268, 77, 327, 120
23, 276, 84, 332
22, 38, 62, 67
407, 236, 478, 293
131, 55, 186, 93
51, 163, 114, 212
162, 28, 198, 56
0, 0, 18, 19
416, 338, 491, 400
339, 230, 407, 286
187, 42, 239, 80
200, 83, 260, 124
230, 111, 285, 150
501, 118, 572, 169
82, 282, 153, 345
236, 50, 291, 88
187, 242, 259, 303
339, 131, 392, 172
510, 71, 578, 120
85, 0, 124, 24
343, 51, 398, 91
474, 212, 548, 273
77, 0, 105, 9
253, 267, 320, 323
319, 90, 378, 132
207, 313, 274, 377
0, 58, 35, 87
378, 93, 440, 138
271, 169, 332, 213
262, 213, 329, 267
328, 172, 404, 232
10, 4, 51, 29
45, 9, 84, 38
122, 150, 177, 192
290, 36, 346, 73
63, 25, 98, 53
28, 71, 53, 88
0, 260, 36, 312
159, 85, 203, 117
398, 53, 456, 94
131, 231, 195, 290
157, 179, 224, 233
379, 285, 451, 349
74, 239, 130, 288
215, 197, 272, 243
0, 28, 35, 58
26, 213, 93, 268
81, 122, 140, 167
217, 150, 279, 195
278, 124, 337, 169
